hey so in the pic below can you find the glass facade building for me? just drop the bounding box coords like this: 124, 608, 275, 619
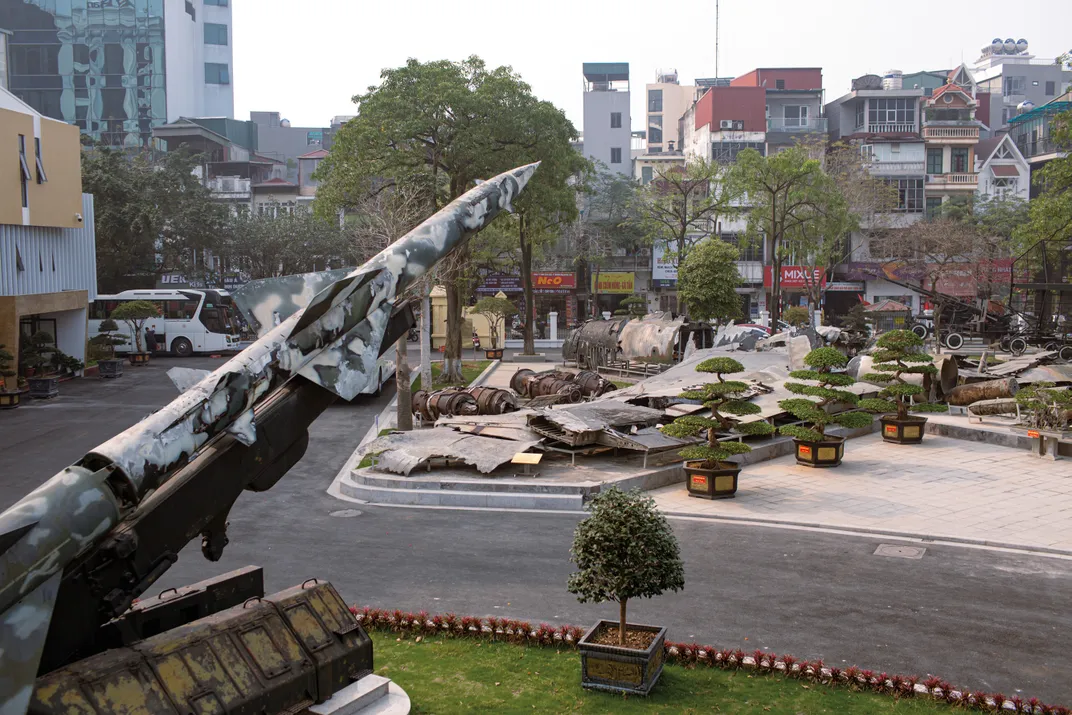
1, 0, 168, 148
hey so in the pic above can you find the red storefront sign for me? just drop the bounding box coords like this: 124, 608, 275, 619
533, 272, 576, 289
763, 266, 826, 290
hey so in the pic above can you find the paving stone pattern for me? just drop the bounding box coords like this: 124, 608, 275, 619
651, 433, 1072, 553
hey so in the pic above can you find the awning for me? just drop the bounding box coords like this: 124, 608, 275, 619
991, 165, 1020, 177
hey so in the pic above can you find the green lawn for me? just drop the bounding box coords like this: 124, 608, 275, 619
411, 360, 492, 392
371, 633, 952, 714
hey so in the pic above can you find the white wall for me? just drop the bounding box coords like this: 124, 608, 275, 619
865, 277, 918, 314
202, 1, 235, 118
583, 90, 631, 175
165, 0, 234, 121
0, 194, 97, 299
869, 141, 925, 162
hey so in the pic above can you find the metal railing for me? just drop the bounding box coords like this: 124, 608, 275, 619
206, 176, 252, 197
766, 117, 828, 133
922, 126, 979, 139
869, 160, 925, 175
866, 123, 917, 134
927, 172, 978, 185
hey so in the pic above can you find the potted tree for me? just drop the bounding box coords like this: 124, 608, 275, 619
0, 343, 19, 409
471, 296, 515, 360
858, 329, 943, 445
90, 318, 127, 378
22, 331, 60, 399
614, 295, 648, 319
660, 356, 774, 498
569, 487, 684, 696
110, 300, 159, 365
778, 347, 873, 467
1013, 381, 1072, 458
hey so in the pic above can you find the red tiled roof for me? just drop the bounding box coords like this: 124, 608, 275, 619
299, 148, 329, 159
865, 299, 911, 313
991, 164, 1020, 177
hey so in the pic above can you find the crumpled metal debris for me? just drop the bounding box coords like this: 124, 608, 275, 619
364, 428, 542, 475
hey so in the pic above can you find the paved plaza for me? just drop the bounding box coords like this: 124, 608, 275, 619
653, 432, 1072, 554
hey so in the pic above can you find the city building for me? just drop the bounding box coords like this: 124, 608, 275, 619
974, 132, 1030, 203
250, 111, 339, 183
645, 70, 694, 154
0, 28, 10, 90
581, 63, 631, 176
1008, 91, 1071, 189
971, 38, 1072, 132
731, 67, 826, 152
0, 87, 96, 376
0, 0, 235, 148
921, 69, 984, 212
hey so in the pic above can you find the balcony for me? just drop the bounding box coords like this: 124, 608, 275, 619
922, 126, 979, 142
926, 173, 978, 190
766, 117, 828, 133
865, 123, 917, 134
206, 176, 252, 200
868, 160, 925, 176
736, 261, 764, 285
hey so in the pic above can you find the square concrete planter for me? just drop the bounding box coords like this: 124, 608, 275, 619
578, 620, 666, 696
98, 358, 124, 379
28, 376, 59, 399
880, 415, 927, 444
684, 461, 740, 499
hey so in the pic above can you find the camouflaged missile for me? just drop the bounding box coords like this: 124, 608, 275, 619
0, 162, 538, 715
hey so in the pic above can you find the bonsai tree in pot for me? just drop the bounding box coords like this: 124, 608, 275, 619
778, 347, 873, 467
858, 329, 943, 445
568, 487, 684, 696
471, 296, 515, 360
614, 295, 648, 318
0, 343, 19, 409
110, 300, 159, 365
1016, 381, 1072, 433
90, 318, 128, 378
660, 356, 774, 498
22, 331, 60, 399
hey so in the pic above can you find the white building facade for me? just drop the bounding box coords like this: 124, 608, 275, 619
582, 63, 631, 176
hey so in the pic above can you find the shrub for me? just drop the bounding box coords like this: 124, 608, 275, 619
783, 306, 811, 327
613, 295, 648, 318
567, 487, 684, 646
90, 317, 128, 359
660, 357, 774, 467
1015, 381, 1072, 432
21, 331, 56, 374
857, 329, 940, 420
0, 344, 14, 390
110, 300, 160, 353
778, 347, 873, 442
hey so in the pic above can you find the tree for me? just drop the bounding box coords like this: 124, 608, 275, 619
575, 171, 642, 319
472, 296, 516, 351
89, 318, 127, 359
111, 300, 160, 354
1015, 382, 1072, 432
613, 295, 647, 318
21, 331, 56, 375
567, 487, 685, 646
659, 357, 774, 466
227, 207, 348, 280
677, 238, 741, 323
632, 159, 741, 284
778, 347, 873, 442
782, 306, 811, 328
732, 146, 832, 325
858, 330, 943, 420
0, 344, 15, 391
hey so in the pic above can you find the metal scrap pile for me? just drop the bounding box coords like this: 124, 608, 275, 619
510, 368, 616, 402
412, 386, 519, 420
563, 313, 714, 371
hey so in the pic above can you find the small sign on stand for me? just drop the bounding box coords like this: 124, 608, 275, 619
511, 452, 542, 476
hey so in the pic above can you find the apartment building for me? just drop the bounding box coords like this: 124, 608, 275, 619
0, 87, 96, 376
972, 38, 1072, 132
1008, 91, 1071, 189
581, 63, 631, 176
645, 70, 694, 154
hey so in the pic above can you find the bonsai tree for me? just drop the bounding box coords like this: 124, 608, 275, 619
660, 356, 774, 466
471, 296, 516, 351
0, 344, 15, 391
21, 331, 57, 375
779, 347, 873, 442
858, 329, 944, 419
568, 487, 684, 646
783, 306, 811, 328
1015, 382, 1072, 432
613, 295, 648, 318
110, 300, 159, 353
51, 350, 84, 376
90, 318, 128, 359
839, 303, 871, 355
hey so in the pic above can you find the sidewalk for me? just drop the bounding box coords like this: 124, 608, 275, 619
651, 432, 1072, 554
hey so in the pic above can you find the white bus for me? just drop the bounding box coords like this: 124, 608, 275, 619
89, 289, 242, 357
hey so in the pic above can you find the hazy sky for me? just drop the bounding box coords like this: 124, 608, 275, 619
232, 0, 1069, 132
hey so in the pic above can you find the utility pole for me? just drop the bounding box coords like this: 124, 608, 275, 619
715, 0, 720, 81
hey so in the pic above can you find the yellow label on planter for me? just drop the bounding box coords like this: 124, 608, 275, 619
885, 425, 899, 436
714, 475, 735, 492
798, 445, 812, 457
904, 426, 921, 439
817, 447, 837, 461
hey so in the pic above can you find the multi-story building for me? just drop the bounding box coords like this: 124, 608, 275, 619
1008, 91, 1071, 190
0, 87, 96, 376
0, 0, 235, 148
971, 38, 1072, 132
921, 68, 984, 213
250, 111, 339, 183
732, 67, 826, 151
581, 63, 631, 176
645, 70, 694, 154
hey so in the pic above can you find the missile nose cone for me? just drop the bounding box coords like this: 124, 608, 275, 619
510, 162, 540, 195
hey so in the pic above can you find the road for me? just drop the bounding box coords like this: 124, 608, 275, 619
2, 356, 1070, 703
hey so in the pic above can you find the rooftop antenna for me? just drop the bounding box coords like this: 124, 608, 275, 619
715, 0, 720, 81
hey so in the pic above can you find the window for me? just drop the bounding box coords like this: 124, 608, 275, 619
641, 166, 653, 185
185, 0, 195, 20
34, 137, 47, 184
992, 177, 1016, 195
855, 101, 865, 128
648, 89, 663, 112
927, 148, 943, 174
205, 63, 230, 85
610, 147, 622, 164
783, 105, 809, 127
926, 197, 943, 217
883, 178, 923, 212
868, 98, 915, 127
860, 144, 873, 162
307, 130, 323, 145
1003, 76, 1026, 96
205, 0, 229, 4
950, 147, 968, 173
610, 112, 621, 129
775, 79, 786, 90
18, 135, 31, 207
722, 234, 762, 262
648, 115, 662, 144
1046, 81, 1056, 96
711, 141, 765, 163
204, 23, 228, 45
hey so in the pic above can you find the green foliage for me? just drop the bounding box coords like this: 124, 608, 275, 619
21, 331, 56, 373
1015, 382, 1072, 431
1014, 110, 1072, 263
568, 487, 684, 640
858, 398, 897, 414
779, 347, 869, 439
0, 344, 14, 379
696, 356, 745, 375
227, 207, 348, 280
111, 300, 159, 353
862, 330, 937, 419
472, 296, 517, 350
90, 318, 128, 359
680, 441, 752, 462
678, 238, 741, 322
783, 306, 810, 327
615, 295, 648, 318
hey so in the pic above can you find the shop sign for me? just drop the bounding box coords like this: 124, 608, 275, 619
533, 272, 576, 290
763, 266, 826, 290
592, 272, 635, 294
477, 273, 522, 293
651, 279, 677, 289
827, 281, 865, 292
478, 272, 576, 294
652, 243, 678, 281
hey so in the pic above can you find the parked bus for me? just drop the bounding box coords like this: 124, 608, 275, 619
89, 289, 242, 357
